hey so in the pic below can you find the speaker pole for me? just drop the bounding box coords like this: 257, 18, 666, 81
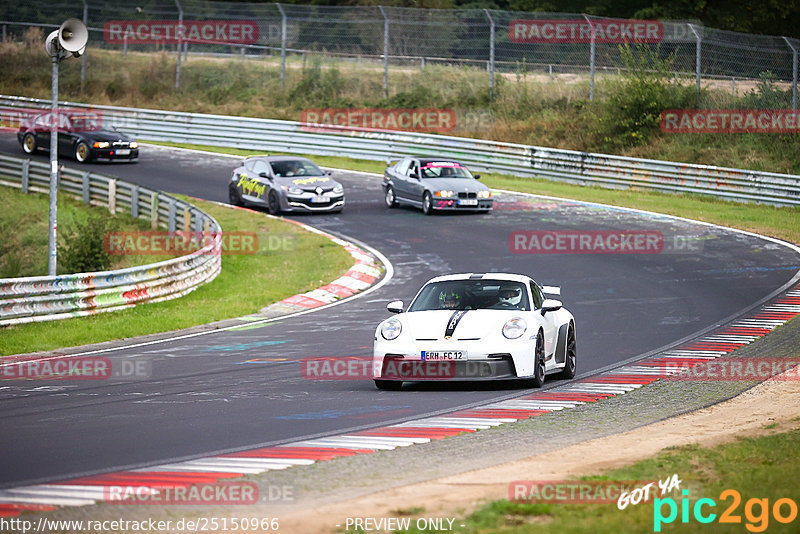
47, 48, 59, 276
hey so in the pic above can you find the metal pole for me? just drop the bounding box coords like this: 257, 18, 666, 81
48, 54, 59, 275
123, 30, 128, 56
174, 0, 183, 89
378, 6, 388, 92
276, 3, 287, 89
583, 15, 595, 101
81, 0, 88, 92
782, 37, 798, 111
484, 9, 495, 98
689, 24, 702, 106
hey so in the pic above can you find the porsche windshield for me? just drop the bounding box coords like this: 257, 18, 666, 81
409, 280, 530, 312
270, 160, 325, 178
419, 162, 473, 179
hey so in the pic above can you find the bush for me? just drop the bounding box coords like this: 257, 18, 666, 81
59, 215, 116, 274
592, 44, 695, 150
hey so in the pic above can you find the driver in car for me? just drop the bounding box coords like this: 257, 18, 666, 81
438, 289, 462, 309
496, 285, 522, 308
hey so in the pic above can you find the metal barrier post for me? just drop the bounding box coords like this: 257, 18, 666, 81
378, 6, 389, 92
82, 172, 90, 204
174, 0, 183, 90
151, 193, 159, 229
131, 184, 139, 218
783, 37, 798, 111
484, 9, 495, 99
81, 0, 88, 92
21, 159, 29, 193
108, 178, 116, 214
276, 3, 287, 89
168, 200, 176, 232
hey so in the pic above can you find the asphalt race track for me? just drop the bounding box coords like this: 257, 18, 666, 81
1, 136, 798, 489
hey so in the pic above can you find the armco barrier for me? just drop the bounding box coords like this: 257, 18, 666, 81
0, 154, 222, 326
2, 95, 798, 206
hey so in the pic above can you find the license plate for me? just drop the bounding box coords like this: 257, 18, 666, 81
310, 196, 327, 203
421, 350, 467, 361
115, 149, 130, 155
458, 198, 478, 206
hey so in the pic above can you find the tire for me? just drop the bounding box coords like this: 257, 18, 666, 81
228, 184, 243, 206
374, 379, 403, 391
267, 190, 281, 215
75, 141, 90, 163
421, 191, 434, 215
525, 331, 546, 388
384, 186, 398, 208
22, 133, 37, 155
559, 323, 577, 379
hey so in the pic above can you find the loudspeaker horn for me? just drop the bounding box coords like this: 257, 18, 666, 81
57, 18, 88, 57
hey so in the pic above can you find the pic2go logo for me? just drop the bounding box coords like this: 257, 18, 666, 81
654, 489, 798, 532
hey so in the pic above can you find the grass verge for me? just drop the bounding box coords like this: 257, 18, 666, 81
148, 142, 800, 246
457, 424, 800, 533
0, 185, 169, 277
0, 196, 354, 356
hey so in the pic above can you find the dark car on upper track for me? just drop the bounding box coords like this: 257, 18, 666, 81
18, 112, 139, 163
383, 157, 492, 215
228, 155, 345, 214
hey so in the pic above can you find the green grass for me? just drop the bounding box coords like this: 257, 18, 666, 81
0, 196, 354, 355
396, 428, 800, 533
0, 185, 168, 277
148, 142, 800, 247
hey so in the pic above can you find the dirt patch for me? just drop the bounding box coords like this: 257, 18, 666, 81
278, 369, 800, 533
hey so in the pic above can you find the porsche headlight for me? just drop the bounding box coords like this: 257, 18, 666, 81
434, 190, 455, 198
380, 318, 402, 340
477, 190, 492, 198
129, 142, 138, 149
93, 141, 109, 148
502, 317, 527, 339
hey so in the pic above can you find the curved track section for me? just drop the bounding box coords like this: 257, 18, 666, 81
1, 138, 798, 489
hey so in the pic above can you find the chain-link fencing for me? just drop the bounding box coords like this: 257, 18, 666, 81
0, 1, 798, 109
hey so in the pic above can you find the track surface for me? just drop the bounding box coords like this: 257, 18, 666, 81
1, 137, 798, 488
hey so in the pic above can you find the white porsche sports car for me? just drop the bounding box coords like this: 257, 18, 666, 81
373, 273, 576, 390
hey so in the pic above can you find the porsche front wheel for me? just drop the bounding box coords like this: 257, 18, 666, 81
526, 331, 546, 388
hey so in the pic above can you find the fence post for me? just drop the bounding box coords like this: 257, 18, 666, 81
82, 172, 90, 204
688, 24, 702, 106
484, 9, 495, 99
81, 0, 88, 92
583, 14, 596, 101
182, 207, 191, 232
782, 37, 798, 111
276, 3, 287, 89
108, 179, 117, 214
2, 24, 6, 42
21, 159, 30, 193
378, 6, 389, 93
131, 184, 139, 218
174, 0, 183, 89
168, 200, 176, 232
151, 193, 159, 229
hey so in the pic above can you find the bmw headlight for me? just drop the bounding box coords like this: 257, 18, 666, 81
434, 190, 455, 198
477, 190, 492, 198
380, 318, 402, 340
502, 317, 527, 339
93, 141, 109, 148
129, 142, 138, 149
333, 184, 343, 194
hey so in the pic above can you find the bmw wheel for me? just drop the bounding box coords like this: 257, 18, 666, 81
559, 323, 577, 379
385, 186, 398, 208
374, 379, 403, 391
22, 133, 37, 155
75, 142, 90, 163
421, 192, 433, 215
267, 190, 281, 215
228, 184, 243, 206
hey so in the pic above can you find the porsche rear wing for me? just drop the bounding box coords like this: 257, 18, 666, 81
541, 285, 561, 296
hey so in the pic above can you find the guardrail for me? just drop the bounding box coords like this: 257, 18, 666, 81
2, 95, 799, 206
0, 153, 222, 326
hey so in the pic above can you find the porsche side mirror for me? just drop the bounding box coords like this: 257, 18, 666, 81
541, 299, 562, 315
387, 300, 404, 314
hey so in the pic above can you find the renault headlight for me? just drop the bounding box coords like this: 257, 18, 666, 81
281, 185, 304, 195
502, 317, 527, 339
380, 318, 402, 340
333, 184, 343, 194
